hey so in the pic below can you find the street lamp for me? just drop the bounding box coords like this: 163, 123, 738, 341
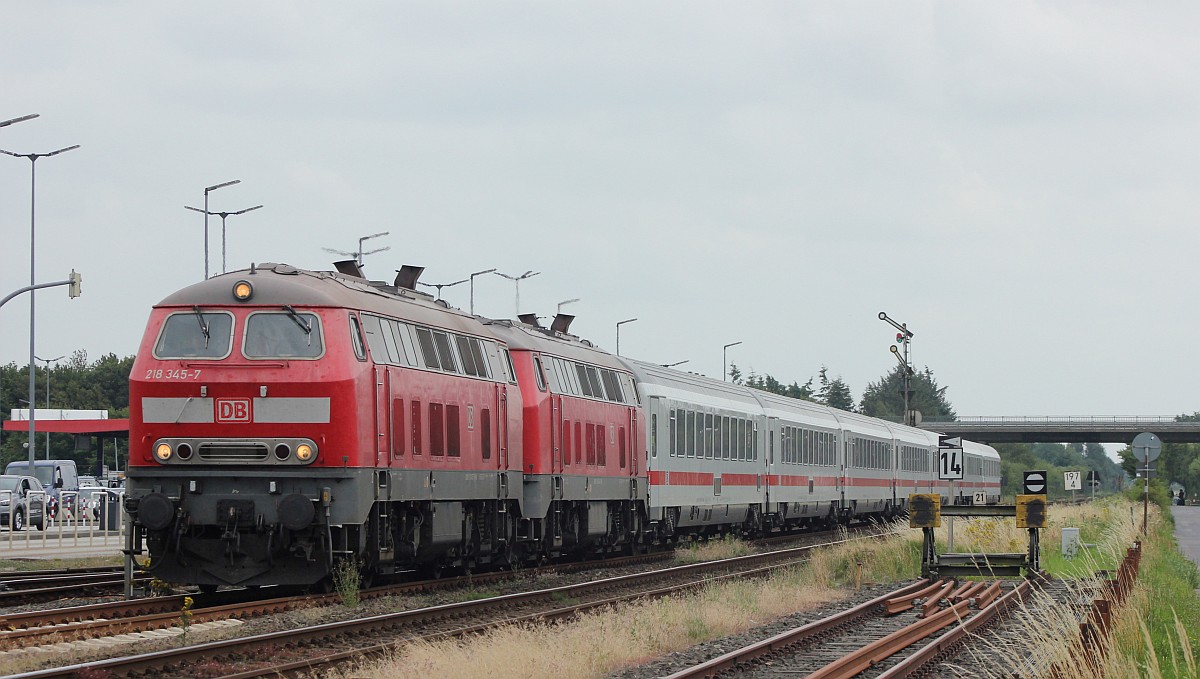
722, 341, 742, 381
661, 360, 689, 368
557, 298, 581, 314
323, 231, 391, 268
494, 270, 540, 317
34, 354, 64, 460
0, 114, 38, 128
879, 311, 915, 425
468, 268, 496, 316
418, 277, 469, 301
616, 318, 638, 356
184, 204, 263, 274
0, 141, 80, 476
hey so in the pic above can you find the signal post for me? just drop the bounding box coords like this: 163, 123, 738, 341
910, 469, 1047, 579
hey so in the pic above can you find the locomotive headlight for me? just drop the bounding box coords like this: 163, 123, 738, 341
295, 443, 315, 461
154, 442, 173, 462
232, 280, 254, 301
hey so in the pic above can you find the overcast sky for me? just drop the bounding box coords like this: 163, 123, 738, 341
3, 3, 1198, 428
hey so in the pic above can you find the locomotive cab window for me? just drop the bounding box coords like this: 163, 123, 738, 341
243, 310, 324, 358
154, 310, 234, 359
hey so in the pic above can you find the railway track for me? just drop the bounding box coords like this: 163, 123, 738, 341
0, 567, 149, 607
3, 535, 861, 678
661, 577, 1034, 678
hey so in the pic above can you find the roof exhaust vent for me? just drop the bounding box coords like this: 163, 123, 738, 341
334, 260, 366, 279
551, 314, 575, 334
517, 313, 543, 328
394, 265, 424, 290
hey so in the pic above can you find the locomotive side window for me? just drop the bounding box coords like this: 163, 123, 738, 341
415, 328, 441, 370
244, 311, 323, 358
600, 369, 623, 402
154, 310, 234, 359
432, 331, 457, 373
503, 349, 518, 384
349, 315, 367, 361
379, 319, 401, 363
391, 322, 417, 365
532, 356, 547, 392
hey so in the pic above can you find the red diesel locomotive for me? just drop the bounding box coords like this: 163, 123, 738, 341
126, 262, 999, 590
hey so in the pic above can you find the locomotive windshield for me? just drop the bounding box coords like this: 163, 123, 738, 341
243, 310, 324, 358
154, 310, 234, 359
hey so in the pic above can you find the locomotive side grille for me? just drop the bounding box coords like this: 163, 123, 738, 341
198, 443, 269, 461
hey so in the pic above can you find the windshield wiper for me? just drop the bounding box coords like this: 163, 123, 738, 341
192, 306, 211, 348
282, 305, 313, 345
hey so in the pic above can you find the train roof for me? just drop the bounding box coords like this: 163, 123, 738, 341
484, 319, 630, 371
156, 263, 497, 339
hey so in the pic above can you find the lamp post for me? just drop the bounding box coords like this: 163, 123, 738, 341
34, 354, 64, 460
200, 180, 241, 279
557, 298, 580, 314
0, 141, 80, 476
879, 312, 915, 425
616, 318, 638, 356
0, 114, 38, 128
468, 268, 496, 316
722, 341, 743, 381
184, 204, 262, 274
418, 277, 469, 301
494, 270, 539, 317
661, 360, 689, 368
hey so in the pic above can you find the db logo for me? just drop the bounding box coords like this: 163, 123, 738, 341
215, 398, 252, 423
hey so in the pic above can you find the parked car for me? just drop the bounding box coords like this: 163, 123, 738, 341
0, 475, 46, 531
79, 479, 108, 520
5, 460, 80, 520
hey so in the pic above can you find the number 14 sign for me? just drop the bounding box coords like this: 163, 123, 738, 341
939, 449, 964, 480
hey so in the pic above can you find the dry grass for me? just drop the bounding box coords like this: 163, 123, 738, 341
344, 526, 934, 679
673, 534, 755, 563
344, 567, 845, 679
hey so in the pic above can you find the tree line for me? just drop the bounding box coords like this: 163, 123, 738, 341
729, 361, 1127, 498
0, 350, 133, 477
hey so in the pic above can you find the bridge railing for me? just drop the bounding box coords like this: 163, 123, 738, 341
909, 416, 1181, 425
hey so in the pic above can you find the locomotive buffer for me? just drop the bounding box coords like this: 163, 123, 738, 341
909, 470, 1047, 579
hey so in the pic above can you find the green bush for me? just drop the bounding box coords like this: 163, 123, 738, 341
1124, 478, 1173, 510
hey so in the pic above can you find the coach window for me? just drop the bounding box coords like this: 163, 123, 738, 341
704, 413, 714, 459
686, 411, 696, 458
244, 311, 323, 358
667, 411, 675, 457
650, 415, 657, 458
532, 356, 547, 392
349, 316, 366, 361
155, 310, 234, 359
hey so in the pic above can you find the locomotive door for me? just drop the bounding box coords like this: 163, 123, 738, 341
495, 383, 509, 470
374, 366, 389, 467
551, 394, 563, 473
627, 408, 638, 477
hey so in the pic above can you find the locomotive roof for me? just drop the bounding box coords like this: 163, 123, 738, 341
156, 263, 496, 338
484, 320, 630, 371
